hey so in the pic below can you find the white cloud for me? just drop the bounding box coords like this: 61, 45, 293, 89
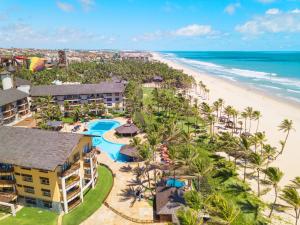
79, 0, 95, 12
266, 8, 280, 15
173, 24, 213, 36
236, 9, 300, 35
0, 23, 115, 44
132, 24, 216, 42
224, 3, 241, 15
257, 0, 276, 3
291, 8, 300, 14
57, 1, 74, 12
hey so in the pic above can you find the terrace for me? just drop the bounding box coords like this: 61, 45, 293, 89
59, 162, 80, 178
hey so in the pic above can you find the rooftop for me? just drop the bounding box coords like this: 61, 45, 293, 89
0, 88, 28, 106
30, 81, 125, 97
0, 126, 84, 171
155, 184, 185, 215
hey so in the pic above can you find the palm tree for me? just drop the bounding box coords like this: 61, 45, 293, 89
262, 144, 277, 179
207, 193, 240, 225
280, 186, 300, 225
278, 119, 294, 155
239, 136, 252, 182
245, 107, 254, 133
177, 208, 203, 225
240, 111, 248, 133
253, 110, 262, 132
291, 177, 300, 189
249, 152, 266, 196
191, 158, 213, 192
264, 167, 284, 218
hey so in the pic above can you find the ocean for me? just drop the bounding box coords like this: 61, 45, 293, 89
160, 51, 300, 104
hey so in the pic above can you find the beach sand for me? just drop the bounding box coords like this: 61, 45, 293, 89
152, 52, 300, 222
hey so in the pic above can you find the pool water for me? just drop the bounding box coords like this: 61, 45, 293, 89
83, 120, 128, 162
166, 178, 185, 188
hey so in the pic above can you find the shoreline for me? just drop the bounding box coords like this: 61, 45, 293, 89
156, 52, 300, 111
152, 51, 300, 187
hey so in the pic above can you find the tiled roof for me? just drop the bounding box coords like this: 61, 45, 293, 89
0, 88, 28, 106
0, 126, 84, 171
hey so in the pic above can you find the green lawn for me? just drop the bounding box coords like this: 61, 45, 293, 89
0, 207, 58, 225
61, 117, 75, 124
62, 165, 113, 225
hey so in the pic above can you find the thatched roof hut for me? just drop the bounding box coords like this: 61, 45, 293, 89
115, 123, 139, 136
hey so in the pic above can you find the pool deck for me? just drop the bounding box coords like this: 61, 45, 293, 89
82, 153, 166, 225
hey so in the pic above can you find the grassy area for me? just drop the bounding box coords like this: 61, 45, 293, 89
62, 165, 113, 225
0, 207, 58, 225
61, 117, 75, 124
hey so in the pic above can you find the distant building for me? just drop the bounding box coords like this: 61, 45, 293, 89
119, 52, 152, 62
30, 81, 125, 113
0, 126, 98, 214
0, 69, 30, 125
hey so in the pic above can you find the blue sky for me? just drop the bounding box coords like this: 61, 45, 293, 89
0, 0, 300, 50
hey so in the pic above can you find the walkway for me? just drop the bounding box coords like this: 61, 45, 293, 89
81, 153, 166, 225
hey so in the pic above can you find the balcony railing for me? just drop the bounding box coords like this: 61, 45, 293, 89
68, 198, 81, 211
65, 176, 80, 189
67, 187, 81, 200
0, 179, 15, 185
83, 148, 96, 159
60, 162, 80, 178
0, 167, 14, 173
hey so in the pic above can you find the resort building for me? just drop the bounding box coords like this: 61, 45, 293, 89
0, 88, 30, 125
0, 126, 98, 214
30, 81, 126, 113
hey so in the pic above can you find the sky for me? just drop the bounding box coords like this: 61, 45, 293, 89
0, 0, 300, 51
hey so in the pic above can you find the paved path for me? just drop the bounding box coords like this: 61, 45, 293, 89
81, 153, 166, 225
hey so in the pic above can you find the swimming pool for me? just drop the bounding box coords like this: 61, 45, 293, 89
166, 178, 185, 188
83, 120, 128, 162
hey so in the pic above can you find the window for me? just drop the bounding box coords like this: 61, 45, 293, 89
40, 177, 50, 185
106, 98, 112, 102
115, 93, 119, 96
22, 174, 33, 182
20, 167, 31, 170
115, 98, 120, 101
41, 189, 51, 197
73, 153, 80, 162
15, 173, 20, 176
25, 197, 36, 205
24, 186, 35, 194
39, 170, 48, 173
17, 184, 22, 187
106, 93, 112, 96
107, 103, 112, 106
43, 201, 52, 209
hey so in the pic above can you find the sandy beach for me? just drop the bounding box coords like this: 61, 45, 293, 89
152, 52, 300, 200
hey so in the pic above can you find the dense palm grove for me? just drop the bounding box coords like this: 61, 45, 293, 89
13, 60, 300, 224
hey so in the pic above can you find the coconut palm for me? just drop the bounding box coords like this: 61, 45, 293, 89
191, 158, 213, 192
239, 136, 252, 182
280, 186, 300, 225
240, 111, 248, 133
291, 177, 300, 189
264, 167, 284, 218
249, 152, 267, 196
177, 208, 203, 225
244, 107, 254, 133
278, 119, 294, 155
207, 193, 240, 225
262, 144, 277, 179
253, 110, 262, 132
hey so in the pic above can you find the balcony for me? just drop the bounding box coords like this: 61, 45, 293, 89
0, 179, 15, 187
0, 167, 14, 173
60, 162, 80, 178
0, 192, 17, 203
83, 148, 96, 159
65, 176, 80, 189
66, 187, 81, 200
68, 197, 81, 211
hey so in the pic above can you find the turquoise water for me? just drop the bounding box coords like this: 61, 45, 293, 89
161, 51, 300, 103
166, 178, 185, 188
83, 120, 128, 162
